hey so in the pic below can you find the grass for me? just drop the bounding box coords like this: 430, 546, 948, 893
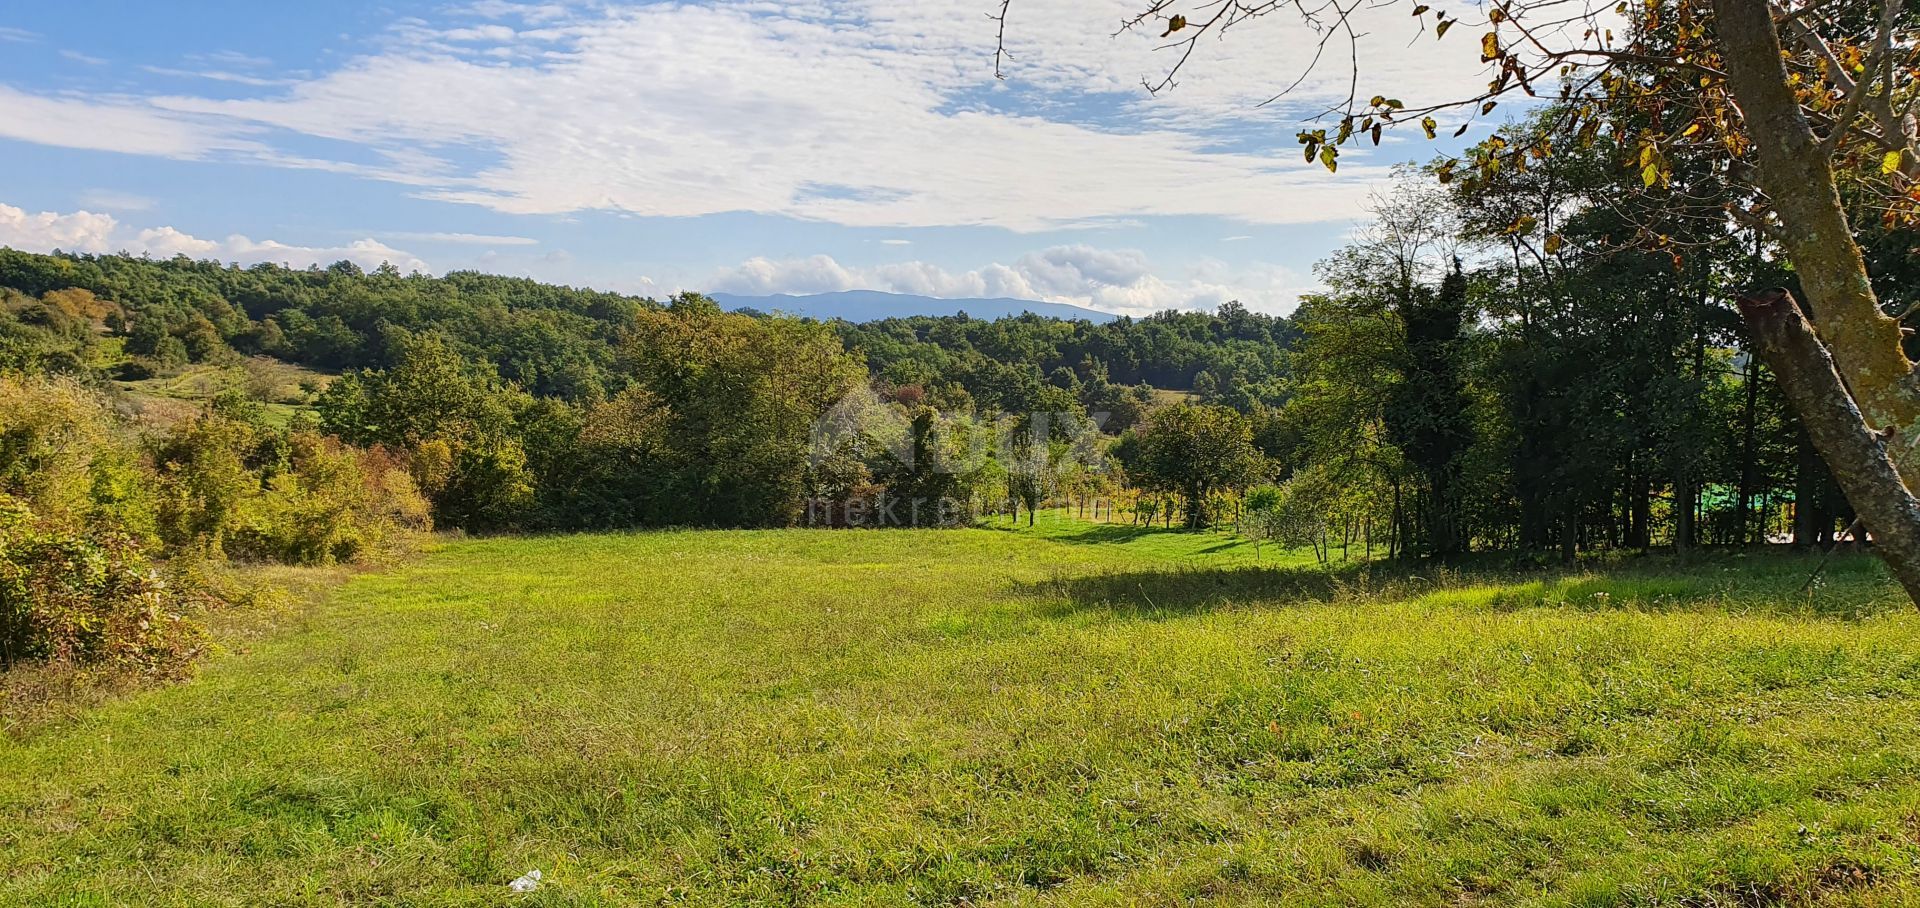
115, 357, 335, 429
4, 523, 1920, 905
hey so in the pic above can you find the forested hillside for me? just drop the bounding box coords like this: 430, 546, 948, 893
0, 247, 1300, 540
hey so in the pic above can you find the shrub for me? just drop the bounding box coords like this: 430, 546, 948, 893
0, 496, 211, 674
230, 432, 431, 565
151, 413, 259, 558
0, 376, 158, 540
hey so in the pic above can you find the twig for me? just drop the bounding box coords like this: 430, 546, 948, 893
1800, 516, 1867, 593
991, 0, 1014, 79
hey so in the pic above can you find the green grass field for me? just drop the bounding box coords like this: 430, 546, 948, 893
5, 521, 1920, 905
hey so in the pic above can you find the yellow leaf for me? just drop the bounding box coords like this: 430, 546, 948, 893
1481, 32, 1501, 61
1544, 233, 1564, 255
1489, 6, 1506, 22
1320, 146, 1339, 173
1436, 19, 1455, 38
1642, 162, 1660, 187
1422, 116, 1438, 139
1883, 150, 1905, 174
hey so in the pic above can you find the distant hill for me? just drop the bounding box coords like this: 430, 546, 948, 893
709, 290, 1119, 324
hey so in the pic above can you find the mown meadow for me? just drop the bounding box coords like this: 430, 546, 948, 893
4, 519, 1919, 906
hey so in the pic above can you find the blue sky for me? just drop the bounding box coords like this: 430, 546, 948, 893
0, 0, 1497, 315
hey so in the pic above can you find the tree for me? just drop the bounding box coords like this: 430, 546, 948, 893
317, 332, 533, 531
1003, 0, 1920, 600
1242, 484, 1286, 558
1136, 404, 1263, 528
1386, 260, 1475, 556
621, 295, 864, 527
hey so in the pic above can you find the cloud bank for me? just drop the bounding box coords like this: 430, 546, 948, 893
709, 245, 1309, 315
0, 201, 430, 273
0, 1, 1494, 231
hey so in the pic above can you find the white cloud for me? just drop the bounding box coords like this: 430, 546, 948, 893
708, 245, 1312, 315
140, 66, 294, 87
0, 85, 252, 158
0, 27, 38, 44
0, 201, 430, 273
880, 238, 912, 246
197, 51, 274, 68
380, 231, 539, 246
0, 0, 1500, 230
59, 49, 107, 66
0, 204, 118, 254
77, 189, 157, 212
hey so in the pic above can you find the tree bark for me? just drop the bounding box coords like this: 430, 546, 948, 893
1713, 0, 1920, 476
1794, 431, 1821, 549
1739, 290, 1920, 604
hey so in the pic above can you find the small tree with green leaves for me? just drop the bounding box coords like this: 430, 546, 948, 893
1137, 404, 1264, 529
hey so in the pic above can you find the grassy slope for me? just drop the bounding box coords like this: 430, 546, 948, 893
4, 523, 1920, 906
114, 357, 334, 430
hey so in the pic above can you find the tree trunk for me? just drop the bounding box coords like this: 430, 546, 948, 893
1739, 291, 1920, 604
1737, 358, 1761, 545
1794, 431, 1822, 550
1713, 0, 1920, 475
1674, 475, 1695, 553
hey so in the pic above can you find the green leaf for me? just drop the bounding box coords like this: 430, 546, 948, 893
1421, 117, 1438, 139
1436, 19, 1454, 38
1320, 146, 1339, 173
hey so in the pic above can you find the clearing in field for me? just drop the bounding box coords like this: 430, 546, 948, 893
3, 522, 1919, 906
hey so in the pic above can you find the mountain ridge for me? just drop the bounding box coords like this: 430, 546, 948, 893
710, 289, 1119, 323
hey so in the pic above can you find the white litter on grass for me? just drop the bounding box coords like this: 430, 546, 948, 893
509, 869, 542, 893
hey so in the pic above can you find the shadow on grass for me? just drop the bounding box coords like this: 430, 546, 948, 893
1014, 562, 1402, 619
992, 521, 1203, 545
1014, 551, 1904, 621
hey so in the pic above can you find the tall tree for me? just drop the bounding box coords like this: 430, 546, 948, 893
1387, 260, 1476, 556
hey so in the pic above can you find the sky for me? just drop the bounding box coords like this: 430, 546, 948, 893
0, 0, 1502, 316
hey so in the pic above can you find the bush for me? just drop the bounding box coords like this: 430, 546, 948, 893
230, 432, 431, 565
151, 413, 260, 558
0, 496, 211, 674
0, 376, 158, 540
